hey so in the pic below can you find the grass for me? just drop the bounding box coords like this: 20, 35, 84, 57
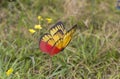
0, 0, 120, 79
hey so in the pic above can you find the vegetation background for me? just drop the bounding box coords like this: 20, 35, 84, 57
0, 0, 120, 79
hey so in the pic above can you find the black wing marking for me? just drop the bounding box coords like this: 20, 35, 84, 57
49, 21, 66, 36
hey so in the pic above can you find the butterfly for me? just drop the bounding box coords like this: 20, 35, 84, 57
39, 21, 77, 56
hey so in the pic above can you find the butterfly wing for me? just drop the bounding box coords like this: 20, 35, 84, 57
39, 33, 56, 54
50, 24, 77, 56
49, 38, 63, 56
62, 24, 77, 48
39, 21, 77, 56
49, 21, 66, 37
39, 21, 65, 56
49, 21, 66, 42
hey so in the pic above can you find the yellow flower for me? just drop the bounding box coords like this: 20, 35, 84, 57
6, 68, 13, 76
29, 29, 36, 34
37, 16, 43, 20
34, 25, 42, 30
46, 18, 52, 23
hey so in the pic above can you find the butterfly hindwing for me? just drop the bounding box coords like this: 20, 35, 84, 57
50, 38, 63, 56
39, 22, 65, 54
39, 33, 55, 53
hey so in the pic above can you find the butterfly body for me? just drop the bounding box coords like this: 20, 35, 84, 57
39, 21, 77, 56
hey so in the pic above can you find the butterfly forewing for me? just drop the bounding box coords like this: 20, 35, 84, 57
52, 30, 64, 42
50, 21, 66, 36
62, 25, 77, 48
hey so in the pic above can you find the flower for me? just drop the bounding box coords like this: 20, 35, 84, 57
46, 18, 52, 23
29, 29, 36, 34
37, 16, 43, 20
6, 68, 13, 76
34, 25, 42, 30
